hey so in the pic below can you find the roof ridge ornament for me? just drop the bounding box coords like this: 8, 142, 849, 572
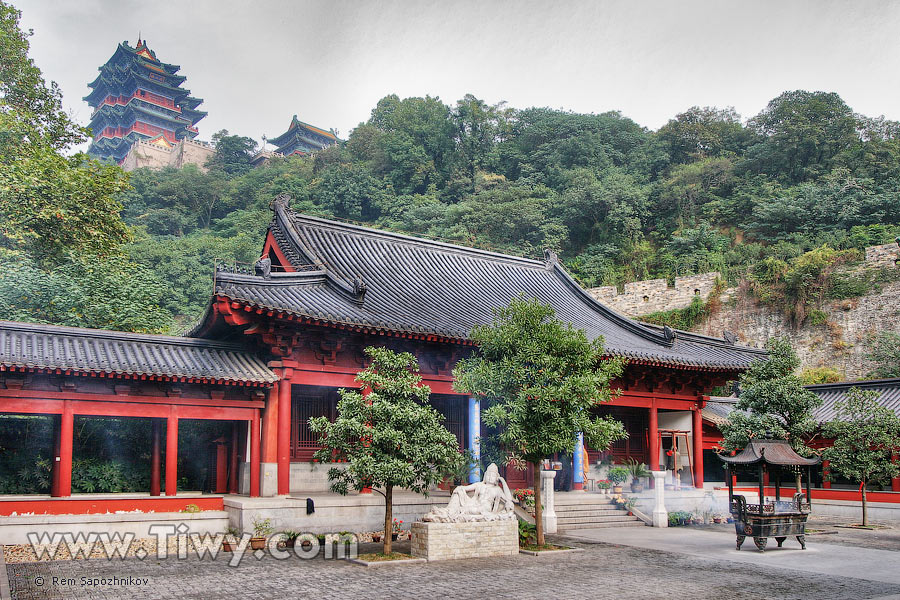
663, 326, 676, 343
543, 248, 558, 268
352, 275, 367, 303
271, 193, 291, 211
254, 256, 272, 279
723, 330, 737, 345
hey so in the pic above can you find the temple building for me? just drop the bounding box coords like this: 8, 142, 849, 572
84, 38, 207, 163
0, 194, 787, 537
267, 115, 338, 157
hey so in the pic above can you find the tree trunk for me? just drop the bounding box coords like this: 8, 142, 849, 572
533, 462, 543, 546
383, 484, 393, 555
861, 482, 867, 527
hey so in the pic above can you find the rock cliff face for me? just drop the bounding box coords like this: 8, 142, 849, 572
588, 242, 900, 380
695, 280, 900, 380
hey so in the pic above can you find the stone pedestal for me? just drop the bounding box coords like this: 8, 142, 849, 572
541, 470, 557, 534
411, 520, 518, 561
652, 470, 668, 528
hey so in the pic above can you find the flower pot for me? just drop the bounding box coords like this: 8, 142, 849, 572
283, 538, 296, 548
300, 540, 313, 550
627, 511, 633, 516
372, 534, 382, 543
630, 482, 644, 493
250, 537, 266, 550
612, 485, 623, 494
222, 540, 236, 552
391, 533, 398, 542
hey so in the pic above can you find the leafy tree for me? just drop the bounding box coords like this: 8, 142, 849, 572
657, 106, 755, 164
866, 332, 900, 379
720, 338, 822, 490
206, 129, 257, 176
743, 91, 859, 183
0, 256, 173, 333
453, 297, 626, 545
310, 347, 464, 555
823, 388, 900, 525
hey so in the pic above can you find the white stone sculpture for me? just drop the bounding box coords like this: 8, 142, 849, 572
423, 463, 515, 522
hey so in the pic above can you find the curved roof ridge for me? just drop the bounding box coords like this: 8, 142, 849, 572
284, 210, 549, 269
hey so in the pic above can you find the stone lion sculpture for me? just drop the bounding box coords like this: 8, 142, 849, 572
423, 463, 515, 522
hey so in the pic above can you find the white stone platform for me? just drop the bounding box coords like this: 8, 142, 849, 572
411, 519, 518, 561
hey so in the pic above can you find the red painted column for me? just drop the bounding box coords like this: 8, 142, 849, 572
165, 411, 178, 497
822, 459, 832, 489
250, 410, 261, 498
228, 422, 239, 494
892, 454, 900, 492
692, 406, 704, 489
277, 368, 293, 496
648, 405, 659, 471
150, 419, 161, 496
261, 382, 279, 464
58, 402, 74, 497
50, 415, 61, 497
360, 387, 373, 494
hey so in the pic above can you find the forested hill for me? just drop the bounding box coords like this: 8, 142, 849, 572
115, 91, 900, 332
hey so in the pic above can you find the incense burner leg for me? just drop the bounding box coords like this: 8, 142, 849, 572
753, 536, 767, 552
775, 536, 786, 548
735, 535, 745, 551
796, 535, 806, 550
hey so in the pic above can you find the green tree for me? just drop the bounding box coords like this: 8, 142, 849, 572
310, 347, 464, 555
720, 338, 822, 491
866, 332, 900, 379
453, 297, 626, 545
657, 106, 755, 164
822, 388, 900, 525
206, 129, 257, 176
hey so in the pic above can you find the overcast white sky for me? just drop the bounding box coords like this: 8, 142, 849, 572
17, 0, 900, 150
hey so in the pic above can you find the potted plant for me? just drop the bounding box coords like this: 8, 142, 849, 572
391, 518, 403, 541
316, 534, 326, 547
250, 516, 273, 550
608, 466, 628, 494
280, 530, 300, 549
625, 458, 650, 493
596, 479, 611, 495
513, 488, 536, 512
222, 526, 240, 552
624, 498, 637, 516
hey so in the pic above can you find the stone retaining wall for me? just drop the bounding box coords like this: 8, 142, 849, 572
411, 519, 518, 561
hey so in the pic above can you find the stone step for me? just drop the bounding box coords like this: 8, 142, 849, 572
554, 507, 624, 516
554, 495, 618, 506
557, 515, 640, 525
559, 520, 647, 530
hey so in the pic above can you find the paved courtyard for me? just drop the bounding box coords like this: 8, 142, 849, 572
5, 530, 900, 600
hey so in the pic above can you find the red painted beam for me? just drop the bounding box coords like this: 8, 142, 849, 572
0, 496, 223, 517
0, 388, 264, 409
0, 398, 258, 420
734, 486, 900, 504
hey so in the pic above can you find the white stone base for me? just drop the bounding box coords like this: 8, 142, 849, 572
411, 519, 518, 561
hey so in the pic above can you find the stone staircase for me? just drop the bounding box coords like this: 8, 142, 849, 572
555, 493, 646, 531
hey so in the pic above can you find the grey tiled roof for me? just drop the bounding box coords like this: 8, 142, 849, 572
702, 397, 742, 425
807, 378, 900, 422
207, 205, 766, 371
0, 321, 277, 384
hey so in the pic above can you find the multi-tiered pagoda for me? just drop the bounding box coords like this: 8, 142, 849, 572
84, 38, 206, 163
268, 115, 338, 156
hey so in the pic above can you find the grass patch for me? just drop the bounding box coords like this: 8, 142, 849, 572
356, 552, 414, 561
519, 543, 570, 552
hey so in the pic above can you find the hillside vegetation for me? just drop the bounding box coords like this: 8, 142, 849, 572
116, 92, 900, 330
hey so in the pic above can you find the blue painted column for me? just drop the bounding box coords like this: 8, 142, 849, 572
467, 397, 481, 483
573, 432, 585, 491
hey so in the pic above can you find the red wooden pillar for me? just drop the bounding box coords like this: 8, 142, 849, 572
822, 459, 832, 489
648, 405, 659, 471
692, 406, 704, 489
50, 415, 61, 497
261, 382, 279, 464
150, 419, 161, 496
360, 387, 373, 494
57, 402, 74, 497
165, 411, 178, 496
228, 422, 239, 494
892, 454, 900, 492
250, 410, 261, 498
277, 368, 293, 496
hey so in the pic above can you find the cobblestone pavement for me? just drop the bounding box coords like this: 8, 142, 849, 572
6, 537, 900, 600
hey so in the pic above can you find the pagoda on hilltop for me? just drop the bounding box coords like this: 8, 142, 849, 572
268, 115, 338, 156
84, 38, 206, 163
